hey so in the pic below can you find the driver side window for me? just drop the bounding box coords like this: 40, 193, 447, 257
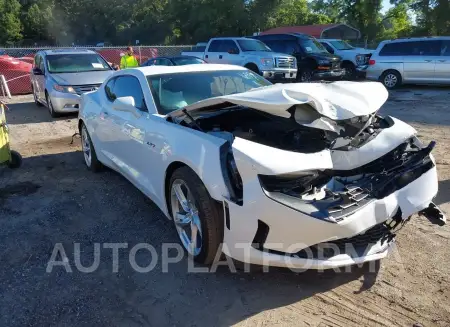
321, 42, 334, 54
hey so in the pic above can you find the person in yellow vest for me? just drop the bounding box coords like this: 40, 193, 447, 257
120, 46, 139, 69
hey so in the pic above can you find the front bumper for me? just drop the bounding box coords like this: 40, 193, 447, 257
313, 69, 345, 80
223, 166, 438, 269
49, 91, 81, 113
262, 69, 297, 81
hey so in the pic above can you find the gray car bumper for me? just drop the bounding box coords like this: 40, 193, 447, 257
49, 91, 81, 113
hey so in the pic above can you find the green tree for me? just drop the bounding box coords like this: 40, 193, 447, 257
0, 0, 22, 44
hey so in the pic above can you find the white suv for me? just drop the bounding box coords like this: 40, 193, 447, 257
365, 37, 450, 89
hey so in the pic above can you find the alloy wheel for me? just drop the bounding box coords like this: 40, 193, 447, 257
301, 70, 313, 82
81, 126, 92, 167
170, 179, 203, 256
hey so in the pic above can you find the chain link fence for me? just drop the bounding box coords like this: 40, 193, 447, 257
0, 45, 193, 96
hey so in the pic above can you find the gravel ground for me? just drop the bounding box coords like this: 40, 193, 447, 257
1, 87, 450, 327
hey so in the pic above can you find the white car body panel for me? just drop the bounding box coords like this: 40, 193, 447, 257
79, 65, 443, 270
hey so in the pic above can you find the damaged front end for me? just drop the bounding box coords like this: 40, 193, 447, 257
169, 81, 445, 268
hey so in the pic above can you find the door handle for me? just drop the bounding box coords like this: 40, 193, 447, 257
205, 55, 208, 59
438, 60, 446, 62
219, 55, 223, 59
424, 59, 432, 62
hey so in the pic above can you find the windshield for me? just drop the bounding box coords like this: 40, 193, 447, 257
172, 57, 205, 65
237, 39, 272, 52
46, 53, 111, 73
299, 38, 328, 54
147, 70, 272, 114
330, 40, 354, 50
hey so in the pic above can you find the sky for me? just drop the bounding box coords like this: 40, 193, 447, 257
381, 0, 393, 13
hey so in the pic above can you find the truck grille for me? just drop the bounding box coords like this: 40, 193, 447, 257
276, 57, 295, 69
73, 84, 102, 95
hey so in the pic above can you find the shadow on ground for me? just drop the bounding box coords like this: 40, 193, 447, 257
4, 101, 77, 125
435, 179, 450, 206
0, 151, 378, 326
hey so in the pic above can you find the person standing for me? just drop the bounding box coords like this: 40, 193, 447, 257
120, 46, 139, 69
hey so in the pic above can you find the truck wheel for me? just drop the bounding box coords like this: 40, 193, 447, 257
299, 69, 313, 82
343, 62, 356, 80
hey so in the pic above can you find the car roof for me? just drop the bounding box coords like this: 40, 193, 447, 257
211, 37, 254, 41
137, 64, 246, 76
41, 48, 97, 55
384, 36, 450, 43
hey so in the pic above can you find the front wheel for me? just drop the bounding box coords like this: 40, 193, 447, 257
169, 166, 223, 265
299, 69, 313, 82
46, 93, 59, 118
342, 62, 356, 80
81, 124, 103, 172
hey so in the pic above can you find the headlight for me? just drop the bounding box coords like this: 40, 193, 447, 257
260, 58, 273, 67
53, 85, 76, 93
258, 171, 331, 196
317, 60, 330, 65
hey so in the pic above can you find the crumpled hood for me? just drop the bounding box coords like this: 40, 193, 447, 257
178, 81, 388, 121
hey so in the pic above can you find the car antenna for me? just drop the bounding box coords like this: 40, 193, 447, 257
182, 108, 204, 132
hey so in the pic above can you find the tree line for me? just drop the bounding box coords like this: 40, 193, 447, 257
0, 0, 449, 47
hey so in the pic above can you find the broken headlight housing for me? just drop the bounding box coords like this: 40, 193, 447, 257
258, 171, 331, 197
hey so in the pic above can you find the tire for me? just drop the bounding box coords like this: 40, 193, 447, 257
45, 92, 59, 118
299, 68, 313, 82
7, 150, 22, 169
342, 62, 356, 80
80, 123, 103, 172
381, 70, 402, 89
169, 166, 223, 265
32, 86, 43, 107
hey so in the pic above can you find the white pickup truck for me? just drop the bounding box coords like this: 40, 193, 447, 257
181, 37, 297, 82
318, 39, 372, 79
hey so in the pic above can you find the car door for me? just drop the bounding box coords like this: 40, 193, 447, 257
32, 54, 46, 102
435, 39, 450, 84
402, 40, 441, 83
204, 40, 222, 63
105, 75, 151, 190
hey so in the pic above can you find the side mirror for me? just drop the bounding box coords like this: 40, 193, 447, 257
112, 96, 140, 116
32, 67, 44, 75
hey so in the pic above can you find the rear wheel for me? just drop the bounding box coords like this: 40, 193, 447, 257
169, 166, 223, 265
45, 92, 59, 118
381, 70, 402, 89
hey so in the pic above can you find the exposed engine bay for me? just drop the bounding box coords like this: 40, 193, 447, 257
173, 103, 393, 153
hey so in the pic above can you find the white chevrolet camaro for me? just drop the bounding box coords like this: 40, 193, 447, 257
78, 64, 445, 269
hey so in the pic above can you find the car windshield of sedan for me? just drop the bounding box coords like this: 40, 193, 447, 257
147, 70, 272, 114
46, 54, 111, 73
172, 57, 205, 65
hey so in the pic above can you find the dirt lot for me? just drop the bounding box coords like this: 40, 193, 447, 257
1, 88, 450, 327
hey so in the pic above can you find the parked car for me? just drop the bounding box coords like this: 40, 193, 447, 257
318, 39, 372, 79
251, 33, 345, 82
31, 49, 115, 117
365, 36, 450, 89
141, 56, 206, 66
181, 37, 297, 82
78, 64, 445, 269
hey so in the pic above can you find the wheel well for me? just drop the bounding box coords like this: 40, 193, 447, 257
244, 63, 259, 73
164, 161, 188, 217
78, 119, 84, 133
